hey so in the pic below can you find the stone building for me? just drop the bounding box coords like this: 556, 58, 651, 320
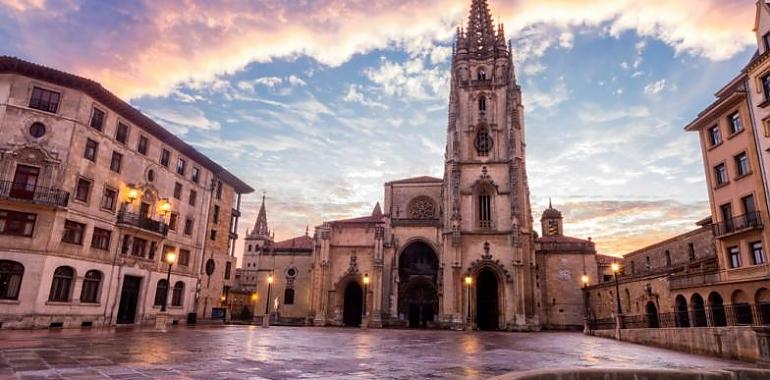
0, 57, 253, 329
535, 202, 598, 330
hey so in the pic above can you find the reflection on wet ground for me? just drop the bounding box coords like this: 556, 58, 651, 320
0, 325, 752, 379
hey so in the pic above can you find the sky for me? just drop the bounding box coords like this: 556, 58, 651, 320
0, 0, 760, 261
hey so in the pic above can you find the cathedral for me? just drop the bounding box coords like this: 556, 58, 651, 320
237, 0, 598, 331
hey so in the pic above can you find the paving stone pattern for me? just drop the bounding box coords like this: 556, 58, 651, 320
0, 326, 753, 379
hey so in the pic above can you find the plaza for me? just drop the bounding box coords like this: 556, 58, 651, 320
0, 326, 755, 379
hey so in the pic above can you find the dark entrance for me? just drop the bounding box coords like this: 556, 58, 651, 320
708, 292, 726, 327
645, 302, 659, 328
398, 242, 439, 328
10, 165, 39, 200
675, 295, 690, 328
691, 294, 708, 327
342, 281, 363, 327
476, 269, 499, 331
116, 276, 141, 324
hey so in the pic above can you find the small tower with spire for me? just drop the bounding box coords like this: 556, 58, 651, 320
243, 193, 273, 261
541, 199, 564, 237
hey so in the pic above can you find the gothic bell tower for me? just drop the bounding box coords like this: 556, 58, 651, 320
442, 0, 538, 330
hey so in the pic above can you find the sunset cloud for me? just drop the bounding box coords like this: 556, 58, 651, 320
0, 0, 755, 99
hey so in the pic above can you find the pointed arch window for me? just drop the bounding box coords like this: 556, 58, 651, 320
477, 68, 487, 81
475, 127, 492, 156
478, 188, 492, 229
284, 288, 295, 305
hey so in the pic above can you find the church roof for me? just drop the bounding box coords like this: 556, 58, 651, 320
0, 56, 253, 194
329, 203, 386, 225
541, 199, 563, 219
386, 176, 443, 185
273, 235, 313, 250
536, 235, 595, 253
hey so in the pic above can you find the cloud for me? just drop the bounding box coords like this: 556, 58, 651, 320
0, 0, 754, 99
343, 85, 388, 109
524, 78, 569, 111
644, 79, 667, 95
365, 56, 449, 102
144, 105, 221, 135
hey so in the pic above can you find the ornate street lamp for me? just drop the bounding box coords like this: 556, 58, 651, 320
465, 275, 473, 330
581, 274, 590, 333
611, 262, 622, 315
263, 274, 273, 328
362, 273, 370, 326
126, 187, 139, 204
161, 251, 176, 312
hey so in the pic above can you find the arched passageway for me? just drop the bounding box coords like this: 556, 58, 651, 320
691, 293, 707, 327
645, 302, 659, 328
708, 292, 726, 327
756, 288, 770, 325
731, 290, 753, 325
476, 269, 499, 331
398, 241, 439, 328
675, 295, 690, 328
343, 281, 363, 327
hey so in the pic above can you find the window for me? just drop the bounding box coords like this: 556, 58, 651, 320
764, 32, 770, 51
742, 195, 757, 216
478, 97, 486, 112
735, 152, 750, 177
714, 163, 728, 186
171, 281, 184, 306
74, 178, 91, 203
29, 87, 60, 113
210, 229, 217, 241
48, 266, 74, 302
763, 73, 770, 101
115, 122, 129, 144
728, 112, 743, 134
62, 220, 85, 245
477, 68, 486, 80
174, 183, 182, 199
178, 249, 190, 266
101, 187, 117, 211
0, 260, 24, 300
148, 241, 157, 260
688, 243, 696, 261
79, 270, 102, 303
90, 107, 105, 131
84, 139, 98, 162
216, 181, 223, 199
665, 250, 671, 266
137, 135, 149, 155
189, 190, 197, 206
121, 235, 130, 255
29, 122, 46, 138
176, 158, 186, 176
91, 228, 111, 250
708, 126, 721, 146
475, 128, 492, 156
751, 241, 766, 265
284, 288, 295, 305
645, 255, 651, 270
131, 237, 147, 258
225, 262, 232, 280
0, 210, 36, 237
213, 205, 220, 224
160, 149, 171, 167
728, 246, 741, 268
110, 151, 122, 173
191, 167, 200, 183
168, 213, 178, 231
478, 189, 492, 228
154, 279, 168, 306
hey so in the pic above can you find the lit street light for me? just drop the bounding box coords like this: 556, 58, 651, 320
263, 274, 273, 328
161, 251, 176, 313
362, 273, 370, 327
465, 275, 472, 330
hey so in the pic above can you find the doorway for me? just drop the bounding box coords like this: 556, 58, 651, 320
398, 241, 439, 328
476, 269, 499, 331
646, 301, 659, 328
342, 281, 363, 327
117, 276, 141, 324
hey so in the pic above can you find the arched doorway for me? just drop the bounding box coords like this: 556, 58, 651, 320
343, 282, 363, 327
756, 288, 770, 325
398, 241, 439, 328
476, 269, 499, 331
645, 302, 659, 328
675, 295, 690, 328
731, 290, 753, 325
708, 292, 726, 327
691, 293, 707, 327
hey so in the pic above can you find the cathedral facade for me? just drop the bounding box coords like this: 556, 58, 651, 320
237, 0, 598, 331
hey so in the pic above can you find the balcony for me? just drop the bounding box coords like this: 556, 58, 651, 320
713, 211, 763, 237
0, 180, 69, 208
117, 211, 168, 236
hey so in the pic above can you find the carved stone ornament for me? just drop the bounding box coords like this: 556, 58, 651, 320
408, 196, 436, 219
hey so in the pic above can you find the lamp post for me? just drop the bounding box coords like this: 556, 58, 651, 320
611, 262, 623, 339
250, 292, 259, 322
362, 273, 370, 328
465, 275, 473, 330
161, 251, 176, 312
581, 274, 590, 334
263, 274, 273, 328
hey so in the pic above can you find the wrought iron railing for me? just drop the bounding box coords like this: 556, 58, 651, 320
590, 303, 770, 330
0, 180, 69, 207
713, 211, 762, 237
117, 211, 168, 235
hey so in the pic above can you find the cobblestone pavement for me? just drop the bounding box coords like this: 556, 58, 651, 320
0, 326, 754, 379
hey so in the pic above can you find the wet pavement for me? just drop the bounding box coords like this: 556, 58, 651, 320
0, 325, 754, 379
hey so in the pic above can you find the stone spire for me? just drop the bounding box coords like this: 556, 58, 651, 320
466, 0, 496, 53
249, 193, 270, 239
